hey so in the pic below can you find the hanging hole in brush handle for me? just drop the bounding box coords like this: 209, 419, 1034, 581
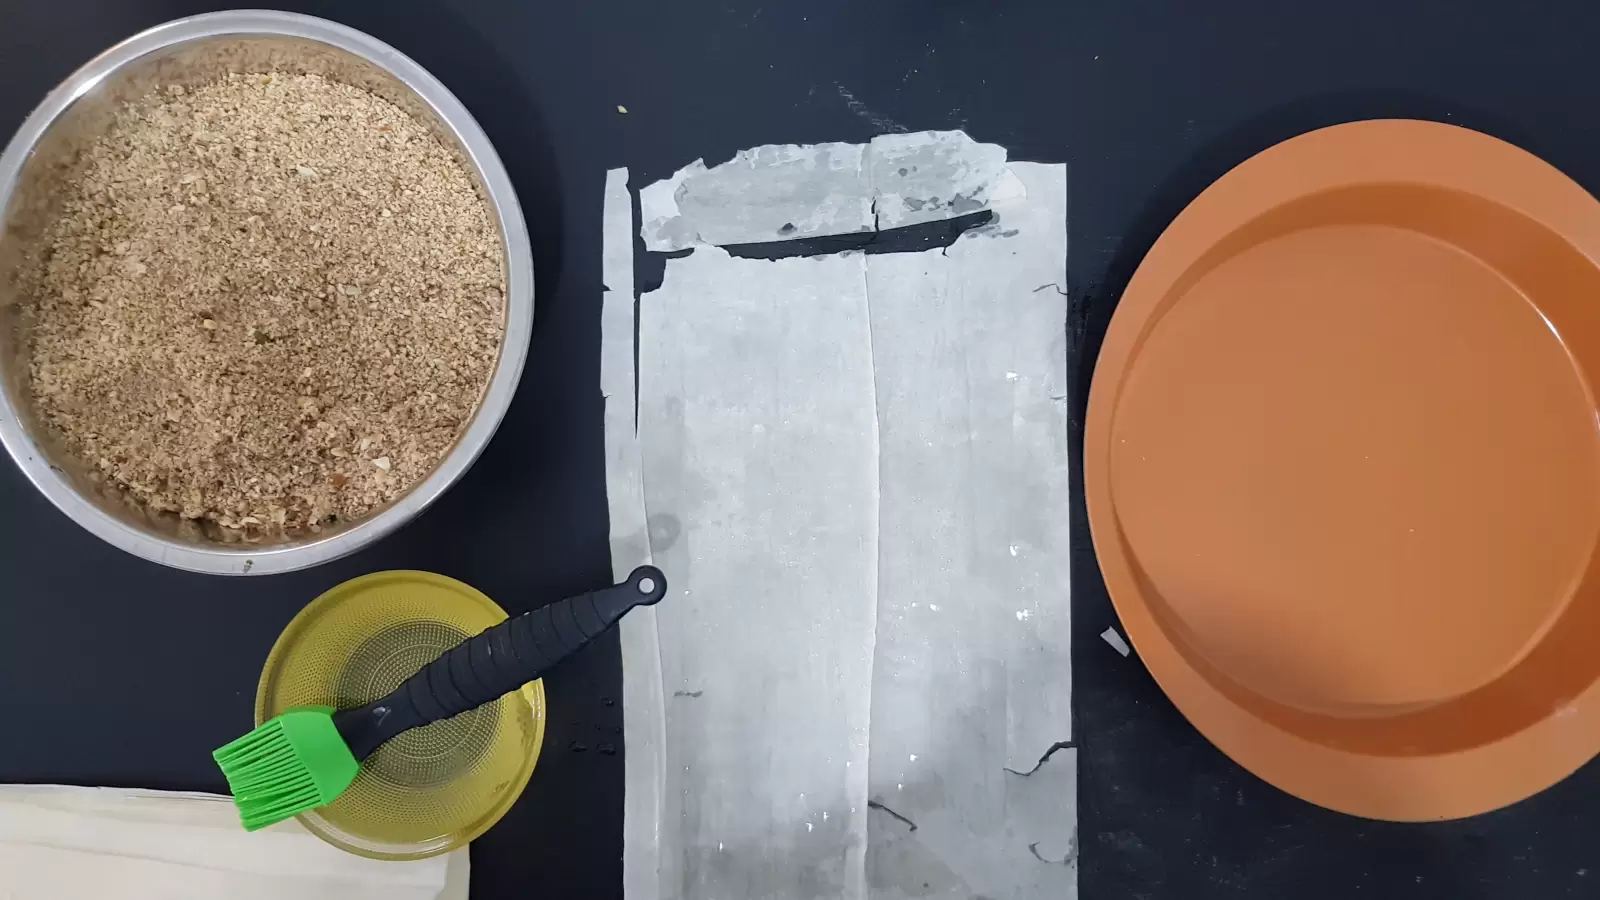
334, 566, 667, 760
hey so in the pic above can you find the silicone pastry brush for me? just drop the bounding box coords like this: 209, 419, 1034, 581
214, 566, 666, 830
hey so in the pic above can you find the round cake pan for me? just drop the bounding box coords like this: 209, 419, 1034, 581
1087, 119, 1600, 820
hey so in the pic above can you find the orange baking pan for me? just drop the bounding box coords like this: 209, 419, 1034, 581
1086, 119, 1600, 821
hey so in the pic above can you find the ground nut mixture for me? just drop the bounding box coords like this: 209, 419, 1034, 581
22, 73, 506, 536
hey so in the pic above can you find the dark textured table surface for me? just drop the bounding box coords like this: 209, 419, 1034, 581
3, 2, 1600, 897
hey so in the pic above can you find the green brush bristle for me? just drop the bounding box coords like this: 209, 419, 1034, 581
212, 707, 361, 831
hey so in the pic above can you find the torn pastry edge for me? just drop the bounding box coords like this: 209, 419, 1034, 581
639, 132, 1022, 252
603, 167, 667, 900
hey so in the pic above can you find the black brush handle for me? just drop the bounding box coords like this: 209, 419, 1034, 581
333, 566, 666, 760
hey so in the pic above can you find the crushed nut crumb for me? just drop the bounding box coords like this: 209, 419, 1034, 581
23, 72, 506, 534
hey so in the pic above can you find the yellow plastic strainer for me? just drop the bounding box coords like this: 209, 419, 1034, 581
255, 570, 545, 860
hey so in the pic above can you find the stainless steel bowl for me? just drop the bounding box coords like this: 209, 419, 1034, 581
0, 11, 533, 575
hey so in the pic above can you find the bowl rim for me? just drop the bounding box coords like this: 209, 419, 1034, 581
0, 10, 534, 576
